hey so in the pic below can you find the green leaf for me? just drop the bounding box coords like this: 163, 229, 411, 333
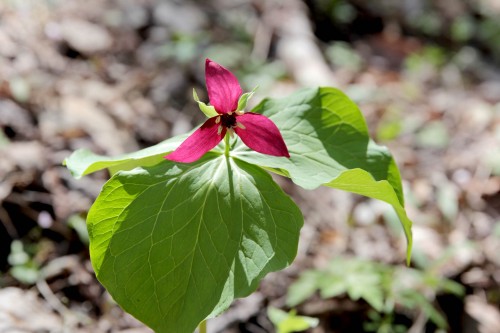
323, 259, 386, 312
233, 87, 412, 263
286, 270, 321, 307
10, 265, 39, 285
268, 307, 319, 333
67, 214, 90, 245
415, 120, 449, 148
325, 169, 412, 264
63, 134, 189, 179
237, 86, 258, 112
193, 88, 218, 118
87, 153, 303, 333
8, 240, 30, 266
287, 258, 386, 312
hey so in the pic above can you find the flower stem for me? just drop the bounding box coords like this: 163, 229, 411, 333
199, 320, 207, 333
224, 134, 230, 157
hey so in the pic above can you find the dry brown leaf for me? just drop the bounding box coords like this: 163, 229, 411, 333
61, 19, 112, 54
0, 287, 62, 332
465, 295, 500, 333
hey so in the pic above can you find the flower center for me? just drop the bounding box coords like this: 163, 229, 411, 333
216, 112, 246, 136
220, 113, 237, 129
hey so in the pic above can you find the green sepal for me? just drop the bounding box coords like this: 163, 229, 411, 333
193, 88, 218, 117
237, 86, 258, 112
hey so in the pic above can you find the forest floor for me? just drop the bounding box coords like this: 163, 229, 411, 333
0, 1, 499, 332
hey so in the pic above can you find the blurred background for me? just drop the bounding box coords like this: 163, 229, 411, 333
0, 0, 499, 332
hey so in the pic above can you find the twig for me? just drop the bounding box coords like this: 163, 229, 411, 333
36, 278, 84, 333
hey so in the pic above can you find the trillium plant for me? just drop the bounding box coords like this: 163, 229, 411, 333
64, 59, 413, 333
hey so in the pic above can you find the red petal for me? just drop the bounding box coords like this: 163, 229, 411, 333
165, 117, 225, 163
234, 113, 290, 158
205, 59, 242, 114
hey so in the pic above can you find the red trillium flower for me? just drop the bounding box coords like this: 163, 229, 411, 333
165, 59, 290, 163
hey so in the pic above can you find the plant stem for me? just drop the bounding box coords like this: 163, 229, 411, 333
224, 133, 230, 157
199, 320, 207, 333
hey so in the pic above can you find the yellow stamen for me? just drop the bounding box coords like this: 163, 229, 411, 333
228, 128, 235, 138
217, 125, 223, 135
215, 116, 221, 124
235, 110, 244, 116
236, 122, 246, 130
